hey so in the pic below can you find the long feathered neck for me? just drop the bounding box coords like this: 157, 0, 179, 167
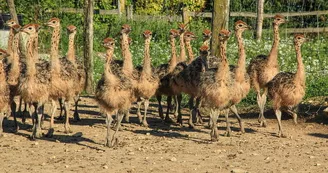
294, 43, 305, 85
7, 31, 21, 85
7, 28, 14, 55
33, 33, 39, 61
50, 26, 61, 74
26, 34, 36, 78
185, 40, 194, 64
142, 37, 152, 76
179, 32, 186, 63
0, 61, 5, 82
104, 48, 114, 77
168, 36, 177, 72
267, 23, 280, 66
215, 40, 229, 81
235, 30, 246, 83
122, 33, 133, 75
67, 32, 76, 64
203, 37, 211, 47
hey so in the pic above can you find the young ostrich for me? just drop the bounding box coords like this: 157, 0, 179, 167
155, 29, 180, 122
247, 15, 286, 127
46, 18, 78, 136
57, 25, 86, 122
199, 29, 234, 141
267, 34, 306, 137
135, 30, 159, 126
96, 37, 136, 147
18, 24, 51, 139
0, 49, 11, 136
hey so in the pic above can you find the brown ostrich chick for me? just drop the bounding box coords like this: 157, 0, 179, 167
95, 37, 136, 147
267, 34, 306, 137
19, 24, 51, 139
199, 29, 234, 141
154, 29, 181, 122
0, 49, 11, 136
46, 18, 78, 136
57, 25, 86, 122
135, 30, 159, 126
247, 14, 286, 127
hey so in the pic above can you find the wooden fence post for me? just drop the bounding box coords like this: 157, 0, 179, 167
182, 7, 189, 24
256, 0, 265, 41
126, 5, 133, 20
83, 0, 94, 94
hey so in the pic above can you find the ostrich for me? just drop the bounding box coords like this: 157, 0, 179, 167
199, 29, 234, 141
57, 25, 86, 122
155, 29, 180, 123
95, 37, 136, 147
247, 14, 286, 127
18, 24, 51, 139
135, 30, 159, 126
0, 49, 11, 136
267, 34, 306, 137
46, 18, 78, 136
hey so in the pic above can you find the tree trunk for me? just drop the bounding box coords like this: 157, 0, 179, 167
83, 0, 94, 94
256, 0, 265, 41
6, 0, 18, 23
211, 0, 230, 57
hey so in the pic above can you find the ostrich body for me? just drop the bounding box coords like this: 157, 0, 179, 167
199, 29, 234, 141
46, 18, 78, 136
154, 29, 181, 122
267, 34, 306, 137
95, 36, 136, 147
135, 30, 159, 126
0, 49, 11, 136
18, 24, 51, 139
57, 25, 86, 122
247, 14, 286, 127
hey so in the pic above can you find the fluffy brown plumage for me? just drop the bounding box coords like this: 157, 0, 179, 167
18, 24, 51, 139
134, 30, 159, 126
198, 29, 234, 141
267, 34, 306, 137
0, 49, 11, 136
46, 18, 78, 135
247, 14, 286, 127
95, 37, 136, 147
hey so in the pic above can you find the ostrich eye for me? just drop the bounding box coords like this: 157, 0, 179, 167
29, 27, 32, 30
11, 22, 14, 24
277, 18, 281, 21
52, 21, 56, 24
0, 53, 2, 55
238, 24, 243, 27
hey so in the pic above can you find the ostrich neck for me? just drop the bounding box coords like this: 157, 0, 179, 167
0, 62, 5, 81
142, 38, 152, 76
7, 28, 14, 54
215, 40, 229, 81
122, 33, 133, 75
203, 38, 210, 46
8, 32, 20, 83
185, 40, 194, 64
179, 33, 186, 63
267, 24, 280, 66
26, 35, 36, 77
67, 32, 76, 64
294, 44, 305, 85
168, 37, 177, 72
50, 26, 61, 74
33, 34, 39, 61
104, 48, 114, 77
235, 31, 246, 83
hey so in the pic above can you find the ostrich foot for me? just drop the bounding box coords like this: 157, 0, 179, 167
188, 122, 195, 129
259, 120, 267, 127
210, 130, 218, 142
73, 112, 81, 122
123, 114, 130, 123
164, 116, 174, 124
64, 124, 72, 134
32, 128, 43, 139
278, 132, 287, 138
142, 120, 149, 127
105, 137, 118, 147
45, 128, 54, 138
137, 113, 142, 124
224, 129, 232, 137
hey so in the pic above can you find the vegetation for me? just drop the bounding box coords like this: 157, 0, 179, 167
1, 0, 328, 106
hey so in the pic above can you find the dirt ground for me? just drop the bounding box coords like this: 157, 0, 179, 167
1, 96, 328, 173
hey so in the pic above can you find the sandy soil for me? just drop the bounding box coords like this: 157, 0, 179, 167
1, 96, 328, 173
